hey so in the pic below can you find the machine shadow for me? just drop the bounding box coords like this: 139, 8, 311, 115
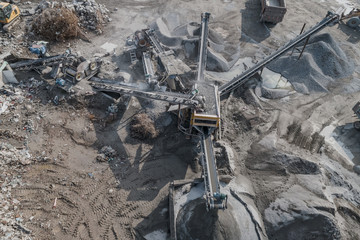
337, 23, 360, 44
240, 0, 271, 43
89, 91, 195, 202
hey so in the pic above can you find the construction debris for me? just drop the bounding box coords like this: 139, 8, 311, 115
97, 145, 117, 162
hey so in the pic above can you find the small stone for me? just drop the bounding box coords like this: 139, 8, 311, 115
353, 165, 360, 175
109, 189, 114, 194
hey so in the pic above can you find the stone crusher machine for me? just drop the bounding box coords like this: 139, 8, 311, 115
93, 12, 228, 211
0, 1, 20, 32
91, 8, 357, 211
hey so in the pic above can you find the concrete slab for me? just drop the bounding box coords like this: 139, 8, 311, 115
2, 70, 18, 84
100, 42, 118, 53
0, 71, 3, 88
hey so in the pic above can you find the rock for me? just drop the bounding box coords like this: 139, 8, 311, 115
353, 165, 360, 175
219, 175, 233, 183
41, 66, 52, 75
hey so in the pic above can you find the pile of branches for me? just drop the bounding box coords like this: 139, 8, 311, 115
35, 0, 110, 34
130, 113, 158, 140
31, 7, 84, 41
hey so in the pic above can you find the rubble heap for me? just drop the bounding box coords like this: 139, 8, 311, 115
35, 0, 110, 34
97, 146, 117, 162
0, 143, 32, 166
72, 0, 110, 32
130, 113, 158, 140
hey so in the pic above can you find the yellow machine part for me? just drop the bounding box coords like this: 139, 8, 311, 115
191, 112, 220, 128
0, 2, 20, 25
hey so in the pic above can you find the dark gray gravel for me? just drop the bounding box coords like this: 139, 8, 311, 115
268, 33, 354, 94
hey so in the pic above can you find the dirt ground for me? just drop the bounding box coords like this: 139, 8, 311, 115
1, 0, 360, 239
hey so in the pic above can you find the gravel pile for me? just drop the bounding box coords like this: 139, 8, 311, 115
268, 33, 354, 94
35, 0, 110, 34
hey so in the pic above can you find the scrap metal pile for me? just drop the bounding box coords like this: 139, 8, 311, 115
2, 51, 102, 93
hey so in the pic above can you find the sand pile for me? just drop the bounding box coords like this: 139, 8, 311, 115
268, 33, 354, 94
130, 113, 158, 140
150, 12, 240, 72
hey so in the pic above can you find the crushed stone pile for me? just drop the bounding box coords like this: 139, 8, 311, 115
130, 113, 158, 140
34, 0, 110, 35
268, 33, 354, 94
176, 198, 241, 240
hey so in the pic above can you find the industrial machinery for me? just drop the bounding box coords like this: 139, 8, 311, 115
340, 7, 360, 28
90, 8, 357, 211
260, 0, 287, 24
0, 2, 20, 32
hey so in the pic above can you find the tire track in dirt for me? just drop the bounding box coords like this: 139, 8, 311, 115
13, 148, 175, 239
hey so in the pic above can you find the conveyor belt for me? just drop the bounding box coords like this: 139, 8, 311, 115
200, 134, 226, 210
202, 134, 220, 197
9, 54, 70, 71
90, 82, 198, 107
142, 52, 157, 82
197, 12, 210, 83
145, 30, 165, 54
219, 11, 340, 95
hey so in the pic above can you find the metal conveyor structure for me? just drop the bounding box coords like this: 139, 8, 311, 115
90, 82, 199, 107
9, 53, 73, 71
219, 11, 342, 96
201, 134, 226, 209
193, 12, 226, 210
